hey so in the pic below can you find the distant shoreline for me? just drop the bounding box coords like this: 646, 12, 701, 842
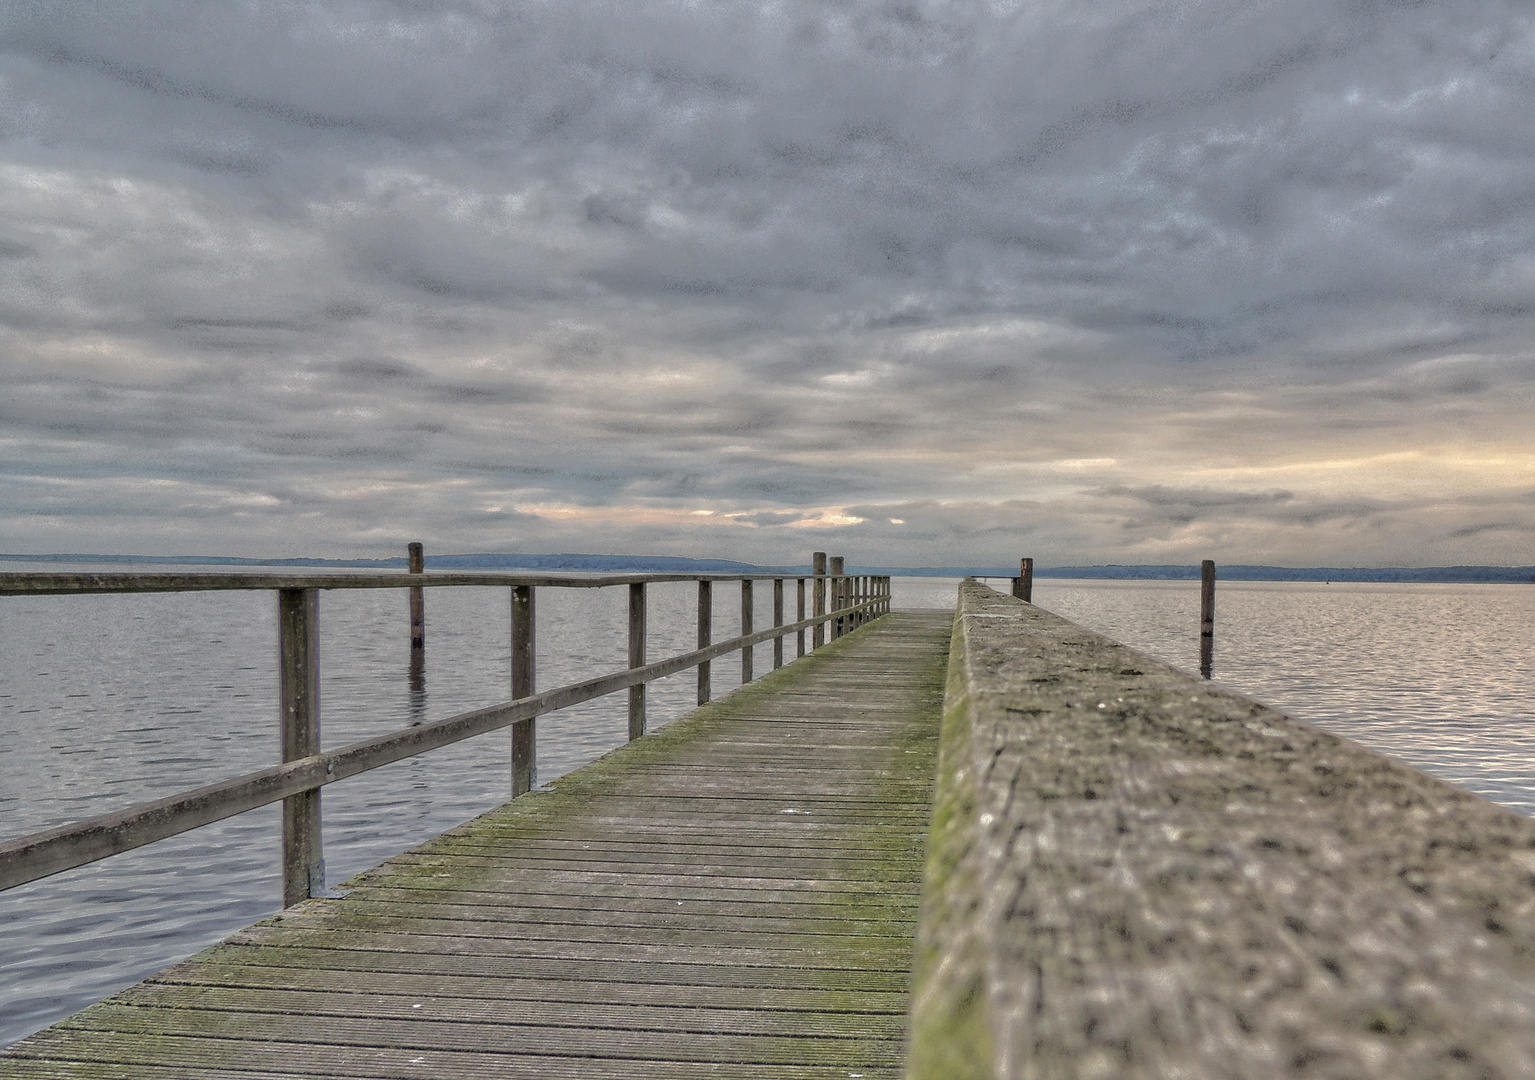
2, 552, 1532, 584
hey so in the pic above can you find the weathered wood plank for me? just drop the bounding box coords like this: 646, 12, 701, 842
108, 983, 909, 1036
168, 942, 917, 992
145, 965, 910, 1013
7, 1030, 904, 1079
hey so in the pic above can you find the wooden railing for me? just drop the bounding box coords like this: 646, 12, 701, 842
0, 563, 891, 906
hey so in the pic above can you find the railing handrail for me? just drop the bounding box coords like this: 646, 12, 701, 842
0, 571, 891, 897
0, 569, 862, 596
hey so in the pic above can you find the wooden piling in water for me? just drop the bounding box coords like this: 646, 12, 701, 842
627, 582, 646, 740
407, 542, 425, 650
829, 556, 845, 639
277, 587, 322, 907
740, 578, 753, 684
811, 552, 826, 649
510, 584, 536, 795
696, 579, 712, 704
1012, 556, 1033, 602
796, 576, 807, 657
772, 577, 784, 670
1200, 558, 1215, 679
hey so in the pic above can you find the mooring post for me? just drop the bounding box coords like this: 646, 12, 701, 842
829, 556, 845, 639
408, 541, 425, 649
1200, 559, 1216, 679
740, 578, 754, 684
1012, 557, 1034, 603
511, 584, 536, 795
278, 587, 323, 907
812, 552, 827, 649
697, 579, 712, 704
772, 578, 785, 670
628, 581, 646, 740
796, 577, 807, 657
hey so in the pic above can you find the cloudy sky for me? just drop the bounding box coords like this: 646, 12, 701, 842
1, 0, 1532, 567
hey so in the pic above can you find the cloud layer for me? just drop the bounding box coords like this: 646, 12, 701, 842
2, 0, 1533, 565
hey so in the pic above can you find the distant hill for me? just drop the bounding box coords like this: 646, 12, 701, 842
2, 553, 1531, 583
1032, 564, 1535, 583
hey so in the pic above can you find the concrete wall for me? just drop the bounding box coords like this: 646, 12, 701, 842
907, 579, 1535, 1079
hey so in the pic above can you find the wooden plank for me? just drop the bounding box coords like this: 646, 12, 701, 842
1, 612, 950, 1079
7, 1030, 906, 1079
148, 964, 911, 1012
109, 984, 908, 1036
169, 943, 917, 992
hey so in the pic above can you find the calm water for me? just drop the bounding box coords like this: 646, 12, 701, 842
2, 572, 1532, 1045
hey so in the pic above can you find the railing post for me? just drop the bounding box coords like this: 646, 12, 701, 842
772, 578, 784, 669
278, 587, 323, 907
740, 579, 753, 684
408, 541, 425, 650
1200, 559, 1215, 680
628, 582, 646, 740
1012, 557, 1034, 603
812, 552, 827, 648
829, 556, 845, 639
511, 584, 536, 795
697, 579, 712, 704
796, 578, 806, 657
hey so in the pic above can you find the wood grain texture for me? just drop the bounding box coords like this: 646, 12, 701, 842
1, 612, 952, 1079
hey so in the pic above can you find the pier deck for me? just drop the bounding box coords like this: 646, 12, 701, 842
0, 611, 951, 1079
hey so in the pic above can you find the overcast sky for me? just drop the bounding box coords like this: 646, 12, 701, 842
1, 0, 1532, 567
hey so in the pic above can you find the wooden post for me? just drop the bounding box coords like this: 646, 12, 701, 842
773, 578, 785, 670
829, 556, 845, 639
697, 579, 712, 704
740, 578, 753, 684
278, 587, 323, 907
628, 582, 646, 740
408, 541, 425, 650
796, 577, 807, 657
1012, 557, 1034, 603
1200, 559, 1215, 679
812, 552, 827, 648
511, 584, 536, 795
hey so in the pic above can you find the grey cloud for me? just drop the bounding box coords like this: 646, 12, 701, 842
2, 0, 1533, 563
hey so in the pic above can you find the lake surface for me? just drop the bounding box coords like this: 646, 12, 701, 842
2, 570, 1533, 1045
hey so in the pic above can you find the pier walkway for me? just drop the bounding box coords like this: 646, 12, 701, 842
0, 611, 952, 1080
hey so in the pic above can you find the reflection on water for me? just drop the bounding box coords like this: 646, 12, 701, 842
407, 640, 426, 724
2, 572, 1532, 1047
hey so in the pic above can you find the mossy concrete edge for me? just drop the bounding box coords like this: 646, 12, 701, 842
903, 598, 995, 1080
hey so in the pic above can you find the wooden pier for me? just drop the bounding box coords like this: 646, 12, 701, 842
0, 611, 950, 1079
12, 566, 1535, 1079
